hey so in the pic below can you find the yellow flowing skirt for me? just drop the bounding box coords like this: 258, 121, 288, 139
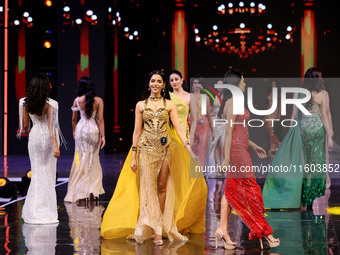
101, 127, 207, 239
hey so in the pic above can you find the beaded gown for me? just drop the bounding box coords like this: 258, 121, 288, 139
263, 95, 327, 208
101, 96, 207, 241
18, 98, 61, 224
64, 97, 105, 202
224, 110, 273, 240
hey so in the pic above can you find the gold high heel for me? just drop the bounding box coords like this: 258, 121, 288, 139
260, 235, 280, 249
215, 228, 236, 250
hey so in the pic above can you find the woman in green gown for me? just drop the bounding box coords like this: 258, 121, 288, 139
263, 67, 333, 209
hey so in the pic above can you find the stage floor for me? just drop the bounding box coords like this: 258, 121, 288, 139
0, 154, 340, 255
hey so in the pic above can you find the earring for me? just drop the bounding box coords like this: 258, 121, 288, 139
148, 88, 150, 91
162, 87, 164, 93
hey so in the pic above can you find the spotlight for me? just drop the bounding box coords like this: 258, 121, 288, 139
133, 31, 138, 36
0, 6, 3, 12
116, 12, 120, 17
0, 177, 17, 200
228, 3, 233, 8
285, 34, 291, 40
75, 18, 82, 25
250, 2, 255, 7
63, 6, 70, 12
287, 26, 292, 32
43, 40, 52, 49
27, 17, 33, 23
240, 23, 245, 29
91, 14, 97, 21
267, 24, 272, 29
128, 35, 133, 40
195, 37, 201, 42
86, 10, 93, 16
213, 25, 218, 30
108, 7, 112, 12
194, 28, 199, 34
239, 2, 244, 7
23, 12, 29, 18
45, 0, 53, 7
14, 20, 20, 26
112, 20, 116, 25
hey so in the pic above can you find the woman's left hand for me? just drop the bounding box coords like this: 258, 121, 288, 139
254, 146, 267, 159
100, 137, 106, 149
211, 131, 215, 141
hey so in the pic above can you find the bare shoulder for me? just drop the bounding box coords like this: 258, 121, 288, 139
72, 98, 77, 107
166, 99, 176, 108
136, 100, 145, 111
95, 96, 103, 104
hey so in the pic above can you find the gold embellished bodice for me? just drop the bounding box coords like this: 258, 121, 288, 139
138, 98, 169, 149
170, 92, 189, 138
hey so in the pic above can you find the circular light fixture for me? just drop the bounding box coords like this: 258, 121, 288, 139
75, 19, 82, 25
86, 10, 93, 16
63, 6, 70, 12
267, 24, 272, 29
23, 12, 29, 18
228, 3, 233, 8
133, 31, 138, 36
91, 15, 97, 20
14, 20, 20, 26
195, 37, 201, 42
27, 17, 33, 22
43, 40, 52, 49
213, 25, 218, 30
285, 34, 291, 40
45, 0, 53, 7
194, 28, 199, 34
240, 23, 245, 29
287, 26, 292, 31
239, 2, 244, 7
128, 35, 133, 40
124, 27, 129, 32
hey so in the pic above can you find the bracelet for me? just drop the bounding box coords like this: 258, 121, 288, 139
132, 146, 137, 151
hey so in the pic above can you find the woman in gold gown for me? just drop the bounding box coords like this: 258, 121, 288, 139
101, 70, 207, 245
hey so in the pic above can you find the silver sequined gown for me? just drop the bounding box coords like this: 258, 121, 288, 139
22, 113, 59, 224
64, 97, 105, 202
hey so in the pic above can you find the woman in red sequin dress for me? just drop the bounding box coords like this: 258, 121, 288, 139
215, 70, 280, 250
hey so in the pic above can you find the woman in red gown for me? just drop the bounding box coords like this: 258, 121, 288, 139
215, 70, 280, 250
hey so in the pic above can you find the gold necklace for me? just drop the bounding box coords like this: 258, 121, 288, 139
149, 96, 162, 101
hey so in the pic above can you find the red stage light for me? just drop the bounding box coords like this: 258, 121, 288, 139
43, 40, 52, 48
45, 0, 52, 7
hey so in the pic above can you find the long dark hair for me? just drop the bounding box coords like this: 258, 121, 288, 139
24, 73, 50, 115
76, 76, 96, 119
218, 69, 243, 118
141, 70, 170, 100
168, 69, 189, 92
302, 67, 323, 109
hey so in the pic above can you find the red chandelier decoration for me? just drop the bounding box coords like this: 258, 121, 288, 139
194, 1, 295, 59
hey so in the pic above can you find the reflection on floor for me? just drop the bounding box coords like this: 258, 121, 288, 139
0, 154, 340, 254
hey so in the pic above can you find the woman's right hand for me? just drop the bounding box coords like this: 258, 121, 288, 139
329, 137, 334, 150
54, 146, 60, 158
130, 159, 137, 173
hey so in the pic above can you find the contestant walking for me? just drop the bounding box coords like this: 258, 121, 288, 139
64, 76, 105, 203
216, 70, 280, 250
18, 73, 62, 224
101, 70, 204, 245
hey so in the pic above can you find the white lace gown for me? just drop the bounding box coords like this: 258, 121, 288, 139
21, 112, 59, 224
64, 97, 105, 202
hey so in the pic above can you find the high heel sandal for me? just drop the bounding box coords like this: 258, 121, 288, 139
215, 228, 236, 250
259, 235, 280, 249
153, 239, 163, 246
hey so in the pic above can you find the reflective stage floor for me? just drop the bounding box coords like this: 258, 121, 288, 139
1, 154, 340, 255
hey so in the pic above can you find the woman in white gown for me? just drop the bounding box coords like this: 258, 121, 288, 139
18, 73, 62, 224
64, 76, 105, 203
